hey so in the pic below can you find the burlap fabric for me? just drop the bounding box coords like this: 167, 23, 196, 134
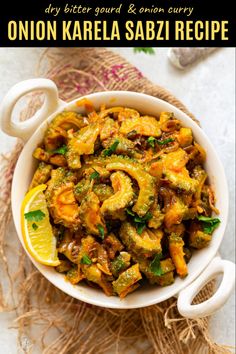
0, 48, 232, 354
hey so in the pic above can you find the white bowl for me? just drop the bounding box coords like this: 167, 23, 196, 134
0, 78, 235, 318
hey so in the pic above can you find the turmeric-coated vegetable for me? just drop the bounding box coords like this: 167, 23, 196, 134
106, 156, 156, 217
27, 105, 219, 298
49, 182, 80, 229
169, 233, 188, 278
79, 191, 106, 237
120, 222, 163, 256
101, 171, 134, 218
112, 263, 142, 298
120, 116, 161, 137
66, 123, 100, 169
29, 162, 53, 190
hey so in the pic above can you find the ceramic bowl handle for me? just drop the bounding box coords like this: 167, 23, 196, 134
0, 78, 63, 142
177, 256, 235, 319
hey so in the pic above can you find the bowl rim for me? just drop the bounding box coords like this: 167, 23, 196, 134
11, 90, 229, 309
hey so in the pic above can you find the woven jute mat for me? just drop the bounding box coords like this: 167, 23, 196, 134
0, 48, 231, 354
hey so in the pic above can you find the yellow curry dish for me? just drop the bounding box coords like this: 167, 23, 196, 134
22, 104, 220, 298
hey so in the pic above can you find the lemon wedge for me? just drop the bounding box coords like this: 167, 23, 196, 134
21, 184, 60, 266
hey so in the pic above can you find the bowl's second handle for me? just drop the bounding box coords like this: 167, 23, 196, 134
0, 78, 63, 142
177, 256, 235, 319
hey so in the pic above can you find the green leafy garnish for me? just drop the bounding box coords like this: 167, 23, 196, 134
24, 210, 45, 222
147, 137, 175, 147
134, 47, 155, 55
197, 215, 221, 234
103, 139, 119, 157
126, 208, 135, 217
147, 137, 156, 148
150, 253, 163, 276
97, 224, 105, 239
134, 212, 153, 223
126, 209, 152, 235
32, 223, 38, 230
157, 138, 175, 145
81, 254, 92, 265
90, 169, 100, 181
197, 215, 218, 222
137, 223, 146, 235
52, 145, 68, 155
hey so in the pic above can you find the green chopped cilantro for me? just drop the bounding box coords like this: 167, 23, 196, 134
126, 209, 152, 235
97, 224, 105, 239
147, 137, 156, 148
52, 145, 68, 155
137, 223, 146, 235
134, 212, 153, 223
150, 253, 163, 276
197, 215, 221, 234
157, 138, 175, 145
90, 169, 100, 181
32, 223, 38, 230
147, 137, 175, 147
24, 210, 45, 222
103, 140, 119, 157
134, 48, 155, 55
126, 208, 135, 217
81, 254, 92, 265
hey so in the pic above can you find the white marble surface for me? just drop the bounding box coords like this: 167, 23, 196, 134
0, 47, 235, 352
